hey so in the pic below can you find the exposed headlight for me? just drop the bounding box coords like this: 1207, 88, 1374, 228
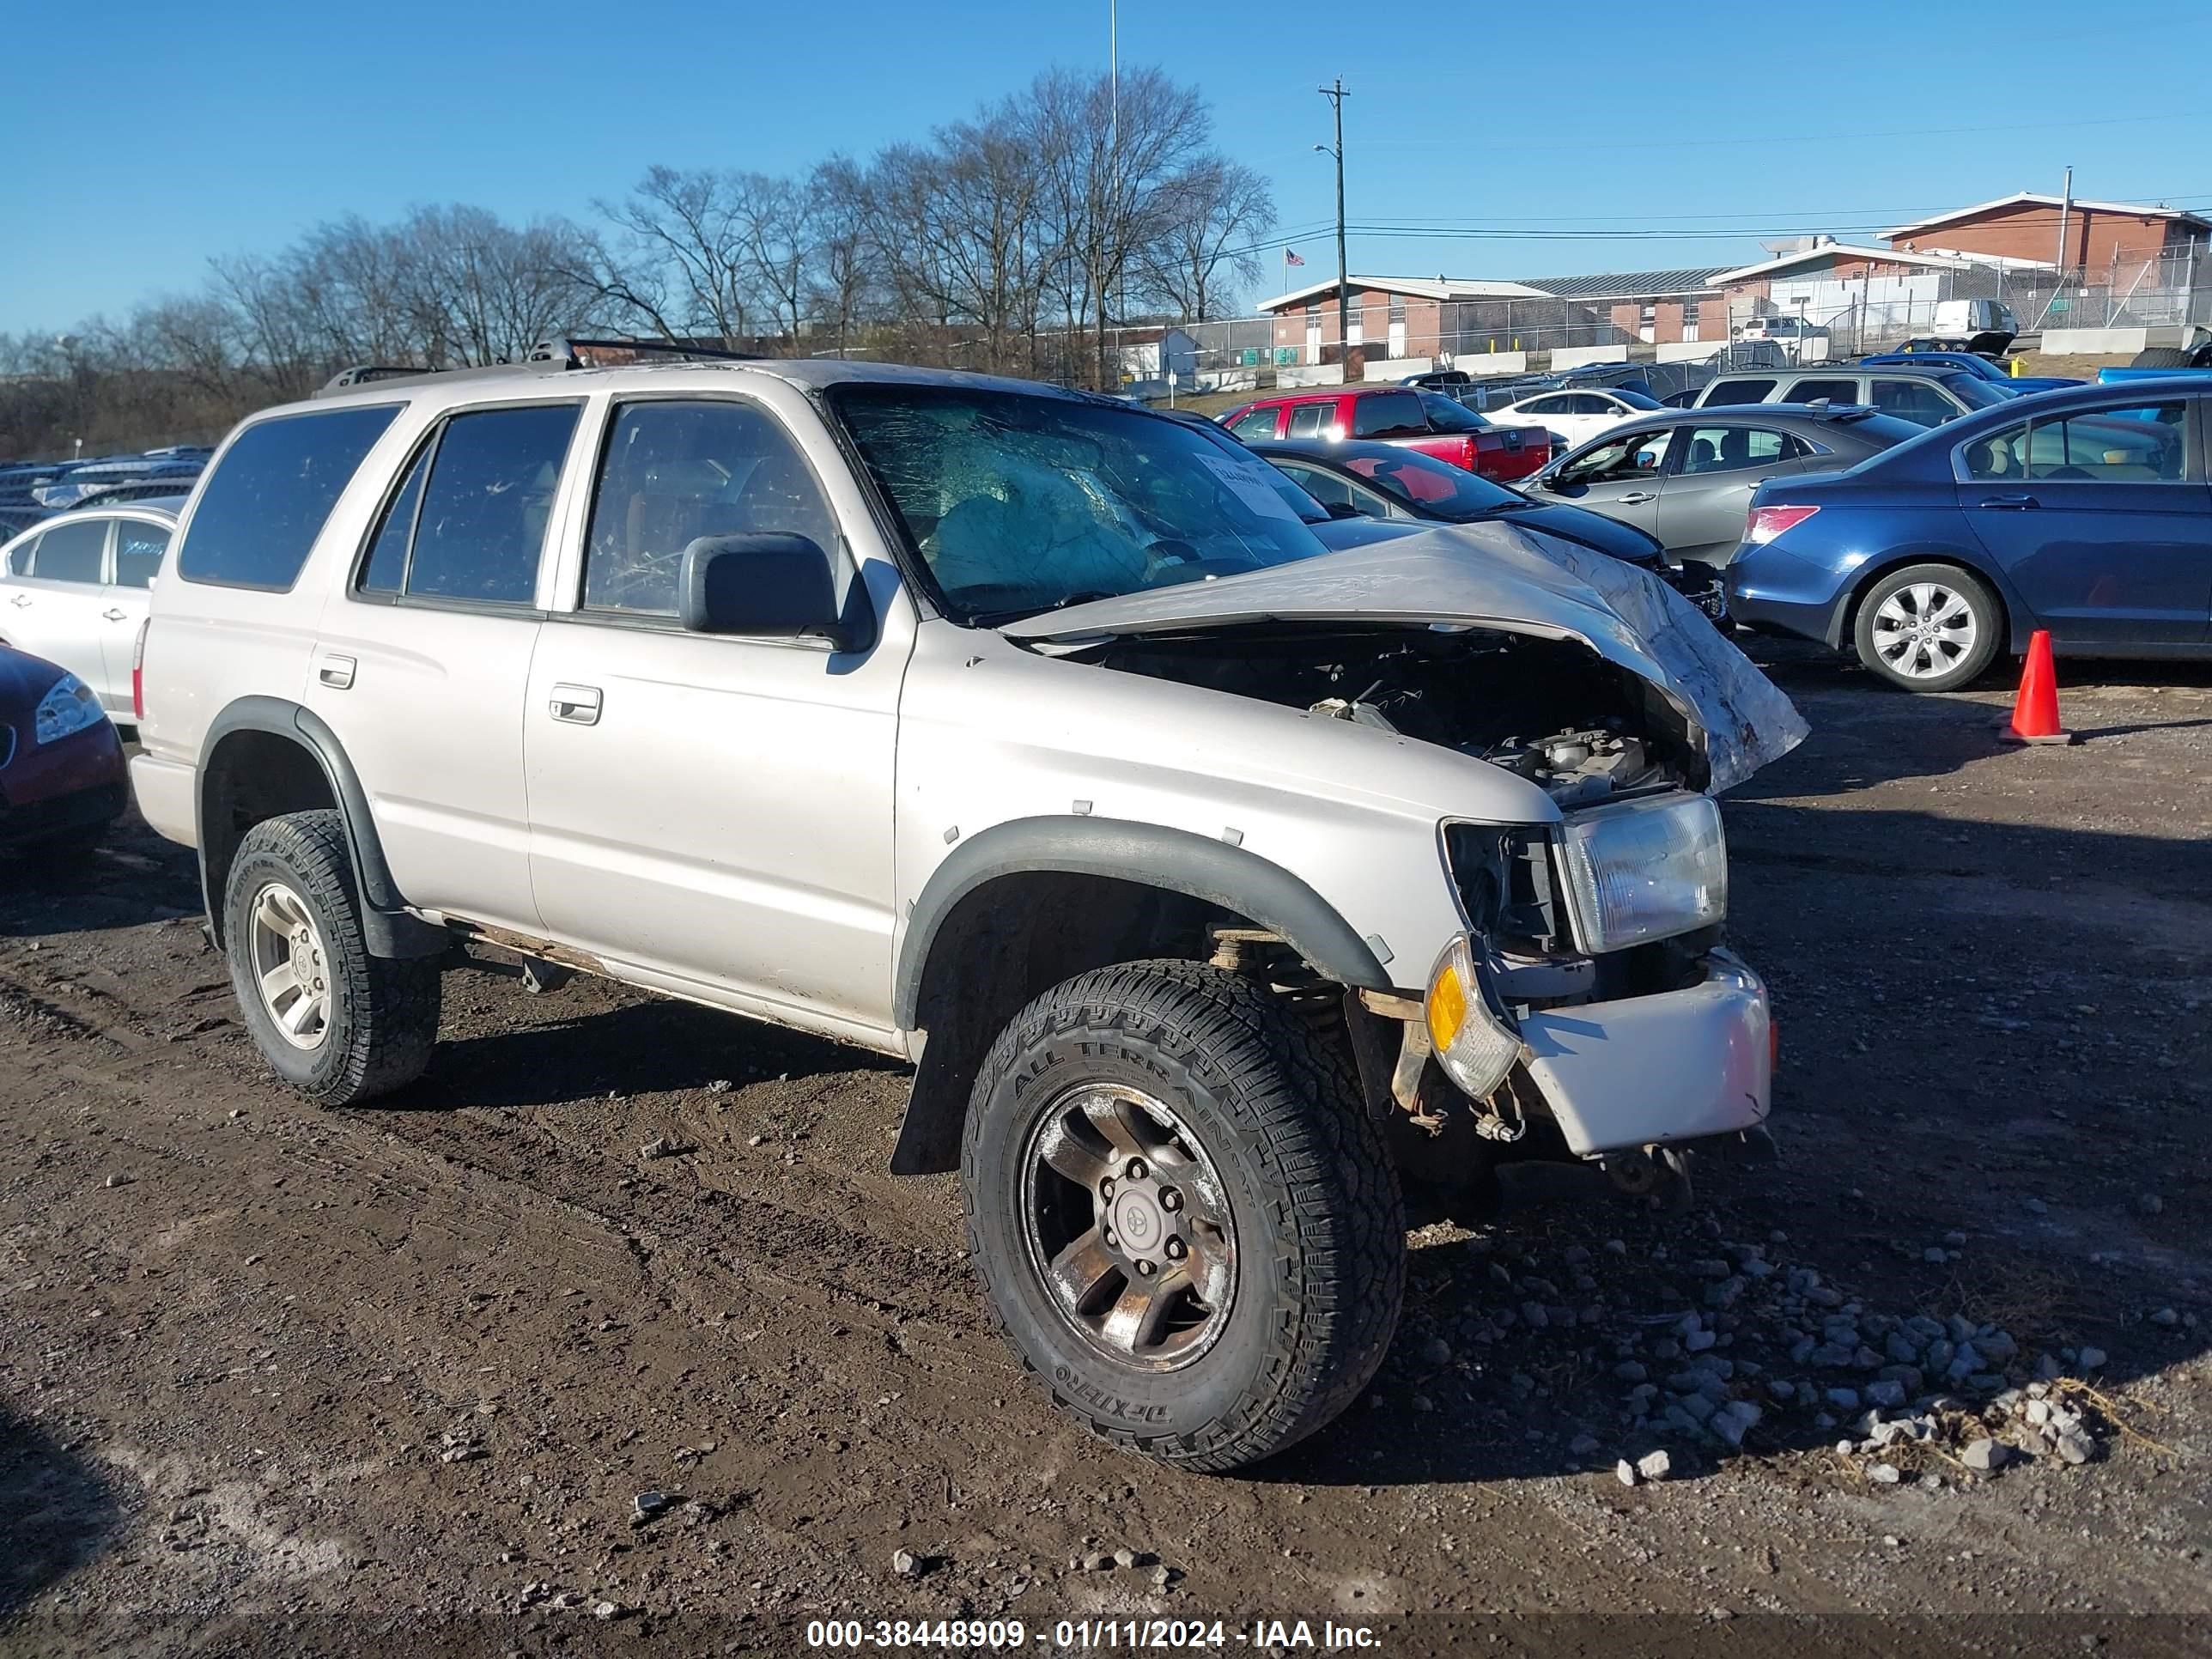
33, 673, 106, 745
1424, 934, 1522, 1100
1554, 792, 1727, 954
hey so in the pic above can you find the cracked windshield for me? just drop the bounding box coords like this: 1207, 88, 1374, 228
831, 385, 1331, 622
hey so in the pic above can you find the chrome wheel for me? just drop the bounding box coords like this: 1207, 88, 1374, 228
247, 881, 331, 1050
1019, 1084, 1237, 1371
1871, 581, 1979, 681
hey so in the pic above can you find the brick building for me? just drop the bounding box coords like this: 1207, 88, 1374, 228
1511, 269, 1730, 344
1257, 276, 1552, 362
1883, 192, 2211, 286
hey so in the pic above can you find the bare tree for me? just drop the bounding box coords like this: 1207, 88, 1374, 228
1139, 158, 1274, 322
1028, 68, 1212, 386
806, 157, 880, 359
596, 166, 757, 342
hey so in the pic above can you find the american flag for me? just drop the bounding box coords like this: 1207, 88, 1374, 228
1284, 249, 1305, 267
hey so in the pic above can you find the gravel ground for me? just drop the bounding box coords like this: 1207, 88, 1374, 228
2, 641, 2207, 1656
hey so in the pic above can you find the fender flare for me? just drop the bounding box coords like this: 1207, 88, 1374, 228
198, 696, 447, 959
892, 815, 1392, 1032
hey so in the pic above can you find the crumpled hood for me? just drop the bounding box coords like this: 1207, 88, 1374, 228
1004, 526, 1808, 793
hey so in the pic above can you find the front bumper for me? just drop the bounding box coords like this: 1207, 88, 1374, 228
1660, 568, 1729, 623
1516, 949, 1771, 1156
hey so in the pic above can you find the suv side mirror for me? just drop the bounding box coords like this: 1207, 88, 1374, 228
679, 533, 868, 650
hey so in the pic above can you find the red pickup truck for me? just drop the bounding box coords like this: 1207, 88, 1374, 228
1219, 387, 1549, 483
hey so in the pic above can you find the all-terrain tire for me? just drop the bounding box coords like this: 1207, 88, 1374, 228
2128, 346, 2195, 368
1851, 562, 2004, 693
961, 959, 1405, 1472
222, 810, 440, 1105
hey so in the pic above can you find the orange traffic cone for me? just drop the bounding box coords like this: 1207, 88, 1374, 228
2001, 629, 2074, 745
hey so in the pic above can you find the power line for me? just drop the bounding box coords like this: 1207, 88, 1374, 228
1358, 111, 2189, 155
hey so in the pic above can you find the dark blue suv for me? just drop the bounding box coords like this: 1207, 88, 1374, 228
1726, 382, 2211, 690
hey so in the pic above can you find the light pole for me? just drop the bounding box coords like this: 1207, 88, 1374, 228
1316, 78, 1350, 367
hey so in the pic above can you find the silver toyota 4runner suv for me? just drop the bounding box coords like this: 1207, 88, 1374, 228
131, 343, 1804, 1472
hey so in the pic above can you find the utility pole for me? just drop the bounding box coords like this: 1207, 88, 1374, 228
1317, 78, 1351, 366
2054, 164, 2073, 283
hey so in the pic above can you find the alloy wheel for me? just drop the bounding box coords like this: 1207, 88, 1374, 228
248, 881, 332, 1049
1019, 1083, 1237, 1371
1871, 581, 1978, 681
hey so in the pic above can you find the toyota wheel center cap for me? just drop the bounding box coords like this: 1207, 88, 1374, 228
1113, 1191, 1163, 1253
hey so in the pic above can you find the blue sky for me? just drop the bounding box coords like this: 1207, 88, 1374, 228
4, 0, 2209, 333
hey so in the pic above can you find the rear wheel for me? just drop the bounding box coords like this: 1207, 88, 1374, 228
223, 810, 441, 1104
2129, 346, 2195, 368
962, 960, 1404, 1472
1852, 562, 2002, 692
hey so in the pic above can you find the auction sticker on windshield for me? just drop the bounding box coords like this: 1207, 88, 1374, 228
1194, 449, 1304, 521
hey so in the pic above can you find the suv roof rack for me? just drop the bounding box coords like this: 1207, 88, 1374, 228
313, 337, 766, 399
528, 337, 765, 368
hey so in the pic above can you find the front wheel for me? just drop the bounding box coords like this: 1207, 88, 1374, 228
1852, 562, 2002, 692
962, 960, 1405, 1473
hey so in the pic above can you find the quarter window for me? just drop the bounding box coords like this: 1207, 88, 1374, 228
27, 519, 106, 584
583, 400, 838, 617
179, 405, 401, 589
114, 521, 170, 587
392, 404, 580, 605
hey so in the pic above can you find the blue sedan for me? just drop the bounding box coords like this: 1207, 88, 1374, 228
1725, 381, 2211, 690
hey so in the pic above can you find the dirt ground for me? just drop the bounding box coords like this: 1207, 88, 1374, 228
3, 641, 2208, 1657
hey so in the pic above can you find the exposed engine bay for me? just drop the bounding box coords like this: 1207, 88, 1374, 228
1084, 623, 1705, 800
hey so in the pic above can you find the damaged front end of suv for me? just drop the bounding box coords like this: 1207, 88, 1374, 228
992, 529, 1806, 1212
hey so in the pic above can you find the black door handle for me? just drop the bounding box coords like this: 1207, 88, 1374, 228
1978, 493, 2039, 508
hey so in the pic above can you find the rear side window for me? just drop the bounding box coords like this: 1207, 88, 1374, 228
26, 520, 106, 583
1872, 380, 1958, 427
1790, 379, 1858, 405
114, 521, 171, 588
1351, 392, 1425, 438
368, 404, 580, 606
1967, 403, 2191, 483
1286, 403, 1333, 438
1678, 427, 1793, 475
179, 404, 401, 589
1704, 379, 1776, 405
1228, 408, 1280, 440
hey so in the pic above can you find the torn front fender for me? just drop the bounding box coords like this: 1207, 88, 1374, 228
1004, 528, 1808, 793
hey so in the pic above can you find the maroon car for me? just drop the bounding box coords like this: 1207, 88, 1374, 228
0, 644, 128, 859
1218, 386, 1550, 482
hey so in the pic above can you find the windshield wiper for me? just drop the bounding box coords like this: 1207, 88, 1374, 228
969, 590, 1122, 627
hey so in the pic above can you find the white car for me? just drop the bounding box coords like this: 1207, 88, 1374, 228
1485, 386, 1665, 448
0, 500, 181, 720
